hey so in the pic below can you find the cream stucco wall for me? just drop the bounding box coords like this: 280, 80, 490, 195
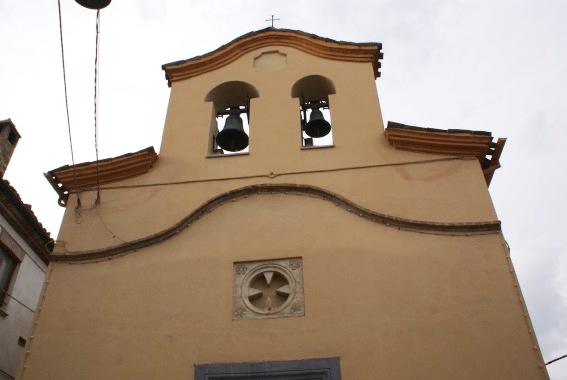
55, 46, 498, 253
19, 40, 548, 379
23, 196, 544, 379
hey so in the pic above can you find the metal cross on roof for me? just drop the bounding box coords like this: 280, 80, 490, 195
265, 15, 280, 27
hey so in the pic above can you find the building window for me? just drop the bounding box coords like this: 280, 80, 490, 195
0, 246, 18, 306
205, 81, 260, 155
233, 258, 304, 321
291, 75, 336, 148
195, 357, 341, 380
8, 130, 17, 145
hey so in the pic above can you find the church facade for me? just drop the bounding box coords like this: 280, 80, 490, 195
20, 29, 548, 379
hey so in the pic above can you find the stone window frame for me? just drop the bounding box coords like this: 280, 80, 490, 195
0, 227, 25, 316
195, 357, 341, 380
233, 257, 304, 321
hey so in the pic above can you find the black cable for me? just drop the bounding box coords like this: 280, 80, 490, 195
93, 9, 101, 206
0, 367, 15, 380
57, 0, 82, 209
80, 156, 480, 192
1, 289, 35, 313
95, 207, 128, 243
546, 354, 567, 365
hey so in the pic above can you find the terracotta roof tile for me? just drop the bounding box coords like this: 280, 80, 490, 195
385, 121, 506, 186
45, 147, 158, 206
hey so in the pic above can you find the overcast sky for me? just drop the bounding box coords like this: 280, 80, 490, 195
2, 0, 566, 378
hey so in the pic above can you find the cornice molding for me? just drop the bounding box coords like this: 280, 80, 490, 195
51, 183, 501, 263
385, 122, 506, 186
45, 147, 158, 207
162, 28, 383, 86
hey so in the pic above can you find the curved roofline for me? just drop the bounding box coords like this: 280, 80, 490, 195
162, 28, 383, 86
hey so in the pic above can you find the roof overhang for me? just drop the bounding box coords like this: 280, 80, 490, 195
0, 118, 22, 139
162, 28, 383, 86
0, 180, 52, 262
385, 121, 506, 186
45, 147, 158, 207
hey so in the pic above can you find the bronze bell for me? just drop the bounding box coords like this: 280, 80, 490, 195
304, 108, 331, 138
216, 114, 249, 152
75, 0, 111, 9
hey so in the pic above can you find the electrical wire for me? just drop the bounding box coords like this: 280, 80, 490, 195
78, 156, 479, 192
1, 289, 35, 313
57, 0, 82, 210
93, 9, 101, 206
546, 354, 567, 366
0, 367, 15, 380
94, 207, 128, 244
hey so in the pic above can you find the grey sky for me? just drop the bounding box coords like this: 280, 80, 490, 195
2, 1, 566, 378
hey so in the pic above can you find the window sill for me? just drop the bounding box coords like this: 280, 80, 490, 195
301, 144, 335, 150
206, 152, 250, 158
195, 357, 340, 380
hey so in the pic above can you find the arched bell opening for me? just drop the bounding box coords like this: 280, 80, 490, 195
205, 81, 260, 155
291, 75, 336, 148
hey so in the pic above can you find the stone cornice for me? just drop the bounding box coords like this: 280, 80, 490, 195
51, 183, 501, 263
385, 122, 506, 186
45, 147, 158, 207
162, 28, 383, 86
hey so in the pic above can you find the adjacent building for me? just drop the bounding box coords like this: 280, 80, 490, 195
0, 119, 52, 380
20, 29, 548, 379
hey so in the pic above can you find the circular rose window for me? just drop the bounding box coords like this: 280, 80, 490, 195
241, 265, 296, 315
248, 270, 290, 311
233, 258, 304, 320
